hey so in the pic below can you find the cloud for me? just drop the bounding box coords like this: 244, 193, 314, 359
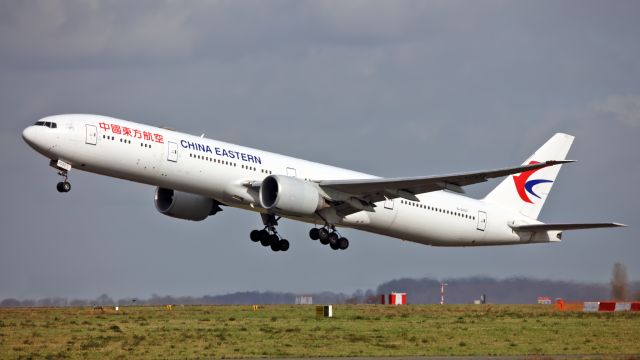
0, 0, 461, 68
592, 94, 640, 127
0, 0, 198, 66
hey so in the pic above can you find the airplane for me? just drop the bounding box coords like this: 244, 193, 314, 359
22, 114, 625, 252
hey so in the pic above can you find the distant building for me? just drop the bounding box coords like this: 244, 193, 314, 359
295, 295, 313, 305
381, 292, 407, 305
537, 296, 552, 305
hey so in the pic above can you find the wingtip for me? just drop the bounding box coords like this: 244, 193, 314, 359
613, 223, 628, 228
546, 159, 577, 165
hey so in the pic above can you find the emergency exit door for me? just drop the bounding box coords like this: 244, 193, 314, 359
167, 141, 178, 162
85, 124, 97, 145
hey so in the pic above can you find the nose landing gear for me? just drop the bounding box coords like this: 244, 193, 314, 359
50, 159, 73, 193
56, 180, 71, 193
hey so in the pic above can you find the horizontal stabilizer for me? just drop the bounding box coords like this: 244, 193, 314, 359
511, 223, 627, 232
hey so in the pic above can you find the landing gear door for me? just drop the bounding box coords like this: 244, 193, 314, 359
477, 210, 487, 231
85, 124, 97, 145
167, 141, 178, 162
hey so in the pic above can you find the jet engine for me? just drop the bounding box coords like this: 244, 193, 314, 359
154, 187, 222, 221
259, 175, 325, 215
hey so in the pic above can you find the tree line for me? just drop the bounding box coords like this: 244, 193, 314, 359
3, 269, 638, 307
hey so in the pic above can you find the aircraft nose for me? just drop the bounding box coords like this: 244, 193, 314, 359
22, 125, 37, 147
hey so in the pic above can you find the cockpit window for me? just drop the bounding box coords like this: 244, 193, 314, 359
33, 121, 57, 128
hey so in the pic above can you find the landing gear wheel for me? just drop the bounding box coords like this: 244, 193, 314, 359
56, 181, 71, 193
318, 228, 330, 242
270, 242, 280, 252
260, 237, 270, 247
268, 234, 280, 246
329, 242, 340, 250
278, 239, 290, 252
250, 230, 261, 242
338, 237, 349, 250
328, 232, 339, 246
309, 228, 320, 240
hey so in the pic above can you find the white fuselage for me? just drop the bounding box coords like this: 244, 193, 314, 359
23, 114, 554, 247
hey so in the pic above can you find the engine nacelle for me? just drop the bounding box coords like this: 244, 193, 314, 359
154, 187, 222, 221
259, 175, 325, 215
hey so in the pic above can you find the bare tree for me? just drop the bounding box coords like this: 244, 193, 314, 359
611, 262, 629, 301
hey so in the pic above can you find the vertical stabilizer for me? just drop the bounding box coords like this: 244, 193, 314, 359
483, 133, 574, 219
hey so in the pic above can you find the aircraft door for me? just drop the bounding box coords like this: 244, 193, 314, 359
167, 141, 178, 162
384, 197, 394, 210
286, 167, 297, 177
477, 211, 487, 231
85, 124, 97, 145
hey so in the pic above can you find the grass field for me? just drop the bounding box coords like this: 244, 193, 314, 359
0, 304, 638, 359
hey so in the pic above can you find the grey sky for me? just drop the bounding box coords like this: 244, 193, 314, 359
1, 0, 638, 300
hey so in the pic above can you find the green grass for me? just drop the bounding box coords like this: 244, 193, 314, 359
0, 304, 638, 359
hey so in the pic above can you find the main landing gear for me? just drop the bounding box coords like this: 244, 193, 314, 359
249, 214, 290, 252
309, 226, 349, 250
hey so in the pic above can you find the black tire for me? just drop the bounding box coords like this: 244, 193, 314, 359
329, 242, 340, 250
309, 228, 320, 240
268, 234, 279, 246
260, 237, 270, 247
328, 232, 339, 246
319, 235, 330, 245
338, 237, 349, 250
279, 239, 290, 252
250, 230, 261, 242
62, 181, 71, 192
258, 229, 268, 241
270, 242, 280, 252
56, 182, 65, 193
318, 228, 329, 242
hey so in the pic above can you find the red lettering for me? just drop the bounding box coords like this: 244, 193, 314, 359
154, 134, 164, 144
111, 124, 122, 134
122, 127, 132, 137
133, 129, 142, 139
99, 122, 110, 131
143, 131, 153, 141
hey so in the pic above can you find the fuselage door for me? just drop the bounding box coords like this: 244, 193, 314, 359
167, 141, 178, 162
85, 124, 97, 145
384, 197, 394, 210
286, 167, 297, 177
477, 210, 487, 231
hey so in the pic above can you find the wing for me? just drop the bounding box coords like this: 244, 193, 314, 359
318, 160, 573, 215
511, 223, 627, 232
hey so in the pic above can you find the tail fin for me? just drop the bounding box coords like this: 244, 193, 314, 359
483, 133, 575, 219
